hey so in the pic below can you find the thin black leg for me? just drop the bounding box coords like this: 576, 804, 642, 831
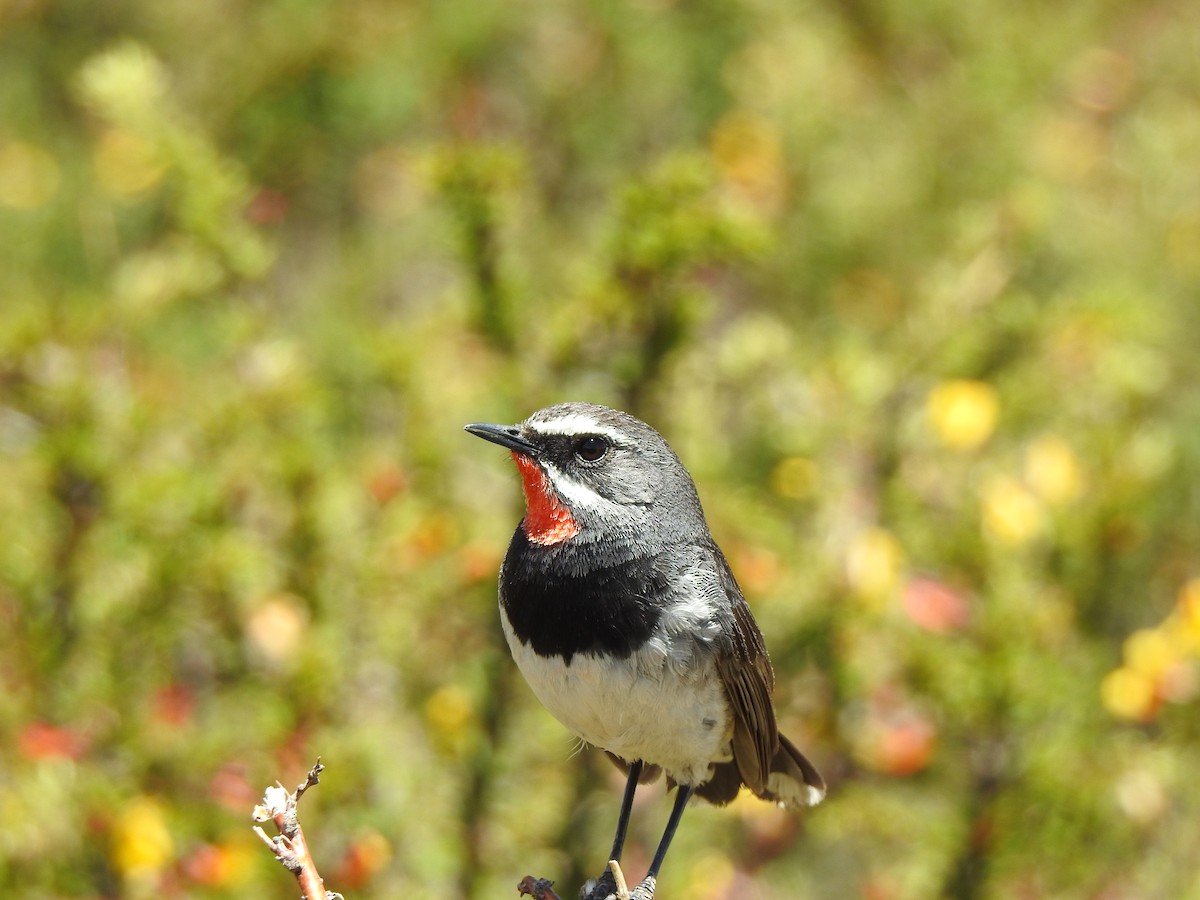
645, 784, 693, 879
580, 761, 646, 900
609, 759, 643, 862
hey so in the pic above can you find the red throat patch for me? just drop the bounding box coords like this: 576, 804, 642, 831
511, 452, 580, 545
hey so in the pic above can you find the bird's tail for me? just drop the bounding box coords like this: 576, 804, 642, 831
763, 734, 826, 808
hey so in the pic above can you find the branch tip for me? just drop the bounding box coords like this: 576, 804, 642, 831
517, 875, 562, 900
252, 759, 335, 899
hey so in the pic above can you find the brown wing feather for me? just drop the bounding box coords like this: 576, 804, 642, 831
712, 550, 780, 797
603, 545, 824, 808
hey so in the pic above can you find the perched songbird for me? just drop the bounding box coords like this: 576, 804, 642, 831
465, 402, 824, 900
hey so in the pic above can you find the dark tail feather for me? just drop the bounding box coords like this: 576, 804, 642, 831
696, 735, 826, 808
763, 734, 825, 808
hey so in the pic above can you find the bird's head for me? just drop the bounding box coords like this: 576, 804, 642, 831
465, 402, 706, 551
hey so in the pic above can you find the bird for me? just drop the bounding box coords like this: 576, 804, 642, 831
465, 402, 824, 900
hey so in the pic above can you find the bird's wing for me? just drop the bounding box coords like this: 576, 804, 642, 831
710, 546, 779, 796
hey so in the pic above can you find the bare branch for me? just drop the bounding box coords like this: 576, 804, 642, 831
251, 758, 341, 900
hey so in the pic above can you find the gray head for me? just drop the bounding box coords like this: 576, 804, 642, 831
465, 402, 708, 551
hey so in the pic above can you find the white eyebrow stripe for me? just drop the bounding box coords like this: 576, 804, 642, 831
527, 413, 627, 443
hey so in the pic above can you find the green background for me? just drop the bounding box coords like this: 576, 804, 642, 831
3, 0, 1200, 897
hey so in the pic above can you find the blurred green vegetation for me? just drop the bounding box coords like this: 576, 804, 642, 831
3, 1, 1200, 897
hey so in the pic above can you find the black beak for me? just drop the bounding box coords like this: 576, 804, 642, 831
464, 422, 537, 456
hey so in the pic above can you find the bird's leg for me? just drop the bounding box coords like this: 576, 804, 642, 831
579, 760, 643, 900
629, 784, 693, 900
609, 759, 643, 862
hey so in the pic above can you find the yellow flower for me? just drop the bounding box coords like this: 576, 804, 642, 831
1024, 435, 1084, 504
1178, 578, 1200, 648
112, 797, 174, 879
93, 129, 167, 198
1123, 628, 1177, 679
771, 456, 819, 500
1100, 666, 1158, 722
244, 594, 308, 670
846, 527, 905, 604
425, 683, 474, 742
981, 476, 1045, 545
926, 380, 999, 450
710, 111, 785, 201
76, 41, 169, 125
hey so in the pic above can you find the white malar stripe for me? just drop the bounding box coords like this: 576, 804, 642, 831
547, 470, 624, 513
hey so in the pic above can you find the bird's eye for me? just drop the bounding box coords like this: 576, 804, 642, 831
574, 436, 608, 463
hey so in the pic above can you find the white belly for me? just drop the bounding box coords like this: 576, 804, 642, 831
500, 607, 733, 786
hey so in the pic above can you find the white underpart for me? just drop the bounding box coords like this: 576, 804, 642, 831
528, 413, 629, 445
501, 602, 733, 787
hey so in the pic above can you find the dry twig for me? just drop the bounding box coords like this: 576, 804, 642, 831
252, 758, 342, 900
517, 874, 563, 900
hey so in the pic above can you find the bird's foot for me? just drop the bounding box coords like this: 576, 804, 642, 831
629, 875, 656, 900
580, 860, 648, 900
578, 865, 617, 900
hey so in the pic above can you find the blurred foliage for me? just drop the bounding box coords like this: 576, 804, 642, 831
3, 1, 1200, 898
